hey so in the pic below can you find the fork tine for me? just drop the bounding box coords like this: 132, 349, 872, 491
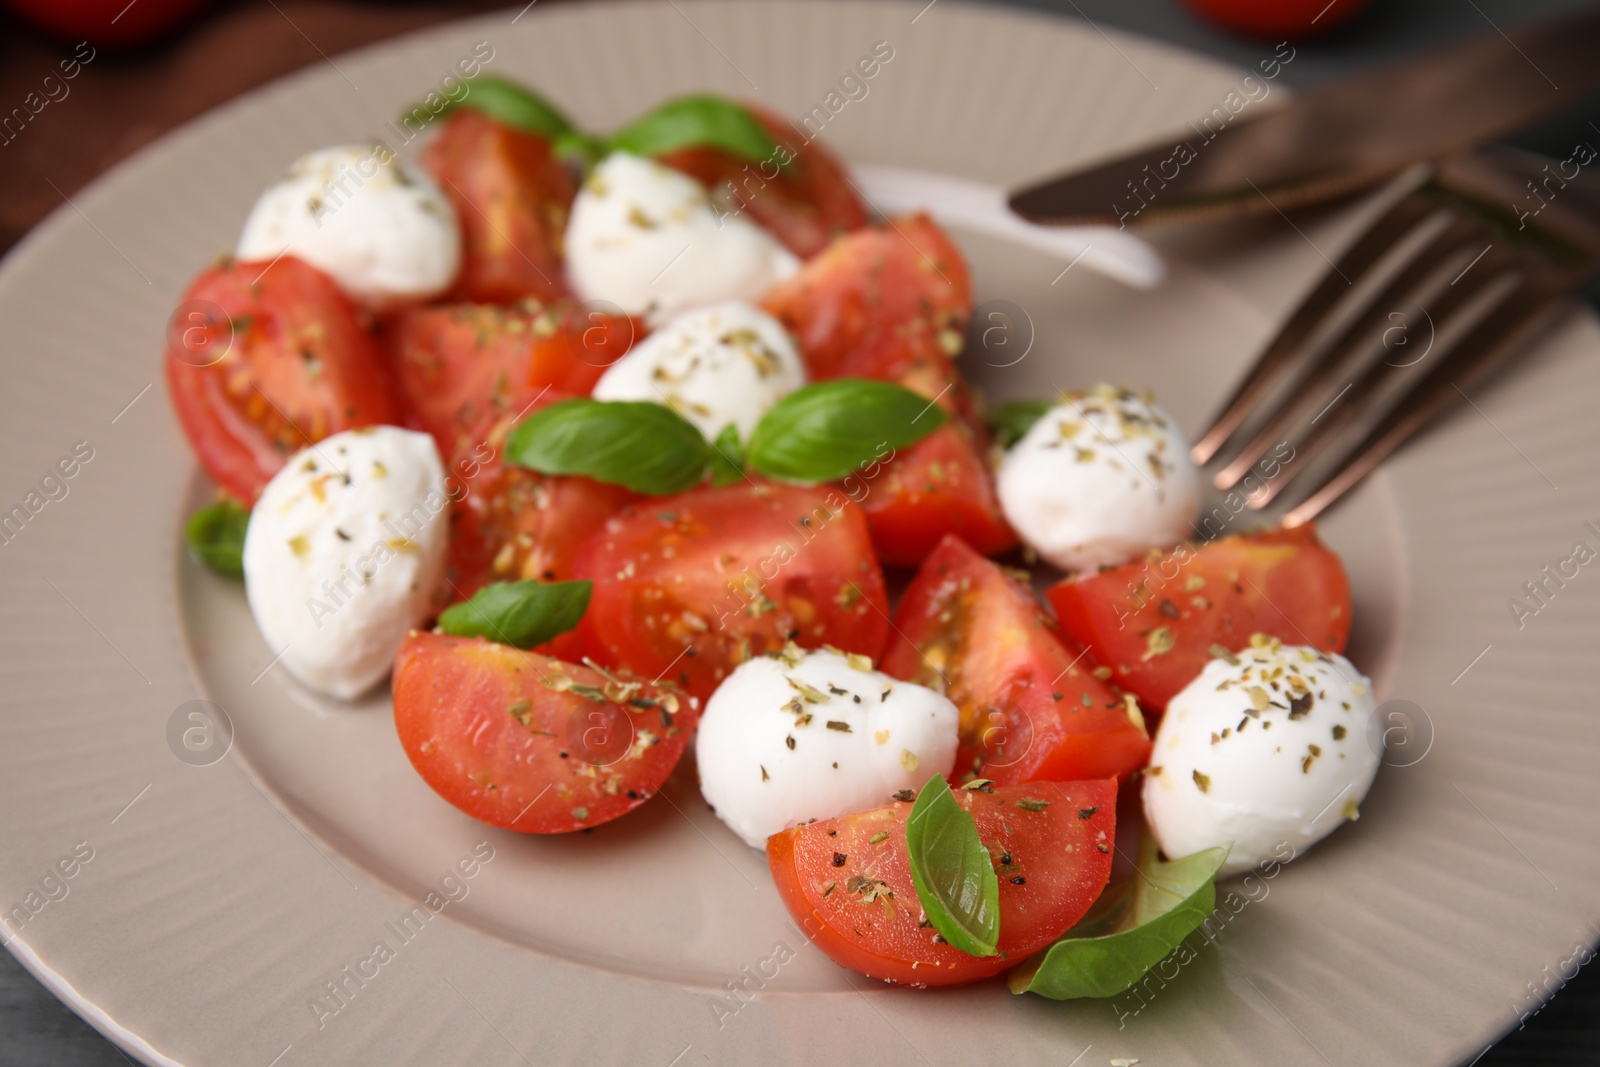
1190, 189, 1439, 465
1211, 213, 1486, 490
1281, 274, 1573, 528
1247, 248, 1521, 509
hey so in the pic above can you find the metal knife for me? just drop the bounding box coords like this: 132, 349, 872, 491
1008, 6, 1600, 228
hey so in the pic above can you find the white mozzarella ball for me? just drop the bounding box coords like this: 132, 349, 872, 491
1142, 636, 1381, 878
565, 151, 799, 326
237, 144, 460, 308
696, 648, 960, 849
591, 301, 805, 439
997, 385, 1203, 572
243, 427, 449, 699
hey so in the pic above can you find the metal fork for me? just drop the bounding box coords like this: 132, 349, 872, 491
1191, 148, 1600, 527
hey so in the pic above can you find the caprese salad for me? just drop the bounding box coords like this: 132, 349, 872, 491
165, 77, 1381, 997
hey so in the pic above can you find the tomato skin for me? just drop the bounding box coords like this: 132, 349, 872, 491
849, 347, 1015, 567
385, 300, 637, 459
768, 779, 1116, 986
1180, 0, 1370, 38
4, 0, 209, 47
164, 256, 399, 503
861, 423, 1015, 566
422, 109, 575, 305
442, 408, 635, 658
655, 103, 868, 258
573, 482, 891, 702
393, 632, 697, 833
1047, 524, 1352, 711
883, 536, 1151, 785
761, 213, 972, 381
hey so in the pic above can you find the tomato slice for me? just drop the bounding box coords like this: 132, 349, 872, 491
843, 347, 1014, 567
422, 109, 575, 304
572, 482, 891, 701
1047, 524, 1352, 711
385, 299, 637, 459
393, 632, 698, 833
882, 535, 1151, 784
443, 408, 635, 659
760, 213, 972, 381
654, 103, 868, 259
861, 423, 1015, 566
164, 256, 399, 503
768, 778, 1116, 986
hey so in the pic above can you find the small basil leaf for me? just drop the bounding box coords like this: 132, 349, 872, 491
421, 76, 578, 141
905, 774, 1000, 957
553, 129, 607, 167
747, 380, 946, 484
438, 580, 592, 650
506, 398, 712, 495
1007, 835, 1230, 999
609, 95, 777, 163
185, 499, 249, 577
985, 399, 1056, 449
709, 424, 746, 488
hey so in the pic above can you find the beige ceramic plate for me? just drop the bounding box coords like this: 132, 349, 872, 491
3, 2, 1600, 1064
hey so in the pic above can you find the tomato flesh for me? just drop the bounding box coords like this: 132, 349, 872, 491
442, 407, 635, 659
861, 423, 1015, 566
393, 632, 697, 833
385, 299, 637, 460
768, 778, 1116, 986
655, 102, 868, 258
853, 348, 1013, 566
573, 482, 891, 701
165, 256, 399, 503
761, 213, 972, 381
422, 109, 575, 304
883, 535, 1151, 784
1047, 524, 1352, 711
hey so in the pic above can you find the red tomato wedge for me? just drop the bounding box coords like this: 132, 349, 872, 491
847, 348, 1014, 567
761, 213, 972, 381
654, 102, 868, 258
1181, 0, 1368, 39
573, 482, 891, 702
443, 408, 635, 659
882, 536, 1151, 784
165, 256, 399, 503
862, 423, 1015, 566
1047, 524, 1352, 711
422, 109, 575, 304
768, 778, 1116, 986
393, 632, 697, 833
385, 300, 637, 459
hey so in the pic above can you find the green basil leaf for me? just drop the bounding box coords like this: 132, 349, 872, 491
747, 380, 946, 484
609, 94, 777, 163
905, 774, 1000, 957
421, 76, 578, 141
1007, 835, 1230, 999
185, 499, 249, 577
437, 579, 592, 650
553, 129, 607, 167
506, 398, 713, 495
985, 399, 1055, 449
709, 424, 746, 488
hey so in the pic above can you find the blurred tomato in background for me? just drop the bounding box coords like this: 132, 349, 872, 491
2, 0, 213, 47
1181, 0, 1373, 38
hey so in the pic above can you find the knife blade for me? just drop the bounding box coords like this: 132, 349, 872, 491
1008, 7, 1600, 228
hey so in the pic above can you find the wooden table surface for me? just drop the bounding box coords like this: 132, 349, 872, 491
2, 0, 1597, 1063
